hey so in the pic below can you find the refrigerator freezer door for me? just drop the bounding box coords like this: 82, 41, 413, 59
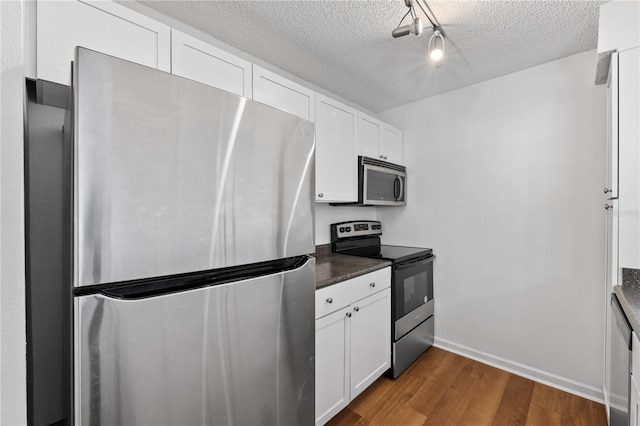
73, 48, 315, 287
75, 258, 315, 426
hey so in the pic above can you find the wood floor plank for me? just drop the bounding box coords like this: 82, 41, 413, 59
356, 375, 426, 425
457, 361, 511, 425
325, 348, 607, 426
406, 349, 475, 419
325, 407, 365, 426
492, 374, 535, 425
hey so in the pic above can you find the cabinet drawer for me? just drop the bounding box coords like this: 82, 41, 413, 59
316, 268, 390, 319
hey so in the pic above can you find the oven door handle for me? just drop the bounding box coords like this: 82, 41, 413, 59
395, 255, 434, 271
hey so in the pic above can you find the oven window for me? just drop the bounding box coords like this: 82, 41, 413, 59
395, 257, 433, 319
404, 276, 416, 304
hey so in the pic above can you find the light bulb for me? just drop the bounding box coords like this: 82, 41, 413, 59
428, 29, 445, 65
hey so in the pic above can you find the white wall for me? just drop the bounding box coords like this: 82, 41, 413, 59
379, 50, 606, 400
0, 1, 27, 424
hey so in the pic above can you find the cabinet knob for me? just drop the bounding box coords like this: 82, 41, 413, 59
318, 193, 324, 198
326, 297, 333, 304
604, 187, 612, 194
370, 282, 376, 288
346, 312, 352, 318
353, 306, 360, 312
605, 204, 613, 210
384, 156, 388, 160
379, 155, 384, 159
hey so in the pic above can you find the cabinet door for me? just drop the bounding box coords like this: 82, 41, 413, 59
315, 95, 357, 202
357, 112, 381, 159
349, 289, 391, 400
605, 52, 619, 199
171, 30, 252, 98
380, 125, 402, 164
37, 0, 170, 85
252, 65, 314, 121
606, 199, 619, 288
632, 376, 640, 426
619, 47, 640, 270
315, 307, 351, 426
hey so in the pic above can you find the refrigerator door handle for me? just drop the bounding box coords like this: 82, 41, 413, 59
84, 257, 310, 300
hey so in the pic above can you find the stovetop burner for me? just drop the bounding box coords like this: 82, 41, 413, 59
330, 220, 432, 264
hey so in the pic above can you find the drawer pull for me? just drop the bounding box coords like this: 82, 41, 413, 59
326, 297, 333, 304
370, 282, 376, 288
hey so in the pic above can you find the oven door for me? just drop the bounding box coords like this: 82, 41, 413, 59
393, 255, 434, 341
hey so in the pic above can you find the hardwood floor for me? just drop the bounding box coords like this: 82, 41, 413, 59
327, 347, 607, 426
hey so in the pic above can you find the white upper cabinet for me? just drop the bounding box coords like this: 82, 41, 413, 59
36, 0, 170, 85
605, 52, 619, 200
357, 114, 380, 159
380, 126, 402, 164
171, 30, 252, 98
618, 47, 640, 270
356, 112, 402, 164
252, 65, 315, 121
314, 94, 357, 203
597, 1, 640, 55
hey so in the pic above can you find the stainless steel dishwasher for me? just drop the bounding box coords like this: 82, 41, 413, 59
608, 293, 632, 426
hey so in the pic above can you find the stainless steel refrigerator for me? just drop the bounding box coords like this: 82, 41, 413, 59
69, 48, 315, 425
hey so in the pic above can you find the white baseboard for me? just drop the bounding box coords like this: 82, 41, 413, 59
434, 337, 604, 404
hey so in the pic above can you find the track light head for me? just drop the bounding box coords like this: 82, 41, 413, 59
428, 29, 445, 65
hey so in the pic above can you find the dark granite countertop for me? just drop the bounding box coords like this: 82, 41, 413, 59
315, 253, 392, 290
614, 285, 640, 332
613, 268, 640, 331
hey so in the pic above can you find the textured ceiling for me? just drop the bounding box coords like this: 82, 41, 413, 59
137, 0, 607, 113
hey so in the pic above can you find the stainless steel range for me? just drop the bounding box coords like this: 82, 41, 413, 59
331, 220, 434, 378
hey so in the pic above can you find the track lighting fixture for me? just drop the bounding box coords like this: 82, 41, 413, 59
392, 0, 446, 65
428, 29, 445, 64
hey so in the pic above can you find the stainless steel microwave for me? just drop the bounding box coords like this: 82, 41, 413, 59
357, 156, 406, 206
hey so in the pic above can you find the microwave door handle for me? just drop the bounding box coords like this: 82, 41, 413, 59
394, 177, 399, 200
395, 176, 404, 201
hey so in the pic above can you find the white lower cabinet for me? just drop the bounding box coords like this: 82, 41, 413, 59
315, 268, 391, 426
349, 290, 391, 399
632, 332, 640, 426
315, 307, 351, 425
632, 377, 640, 426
